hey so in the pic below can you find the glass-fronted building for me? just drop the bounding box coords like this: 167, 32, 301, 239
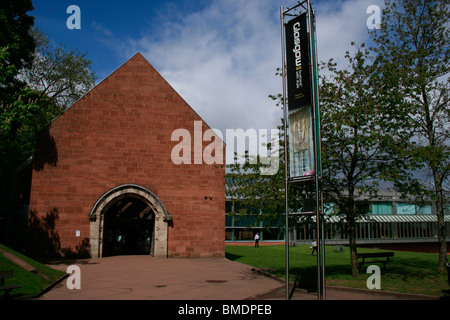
225, 183, 450, 245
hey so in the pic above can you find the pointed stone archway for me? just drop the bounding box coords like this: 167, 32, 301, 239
89, 184, 172, 258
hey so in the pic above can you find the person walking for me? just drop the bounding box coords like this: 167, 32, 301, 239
254, 233, 260, 248
311, 239, 317, 255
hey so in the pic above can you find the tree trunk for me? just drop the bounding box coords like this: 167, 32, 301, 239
432, 169, 448, 272
348, 216, 359, 277
345, 187, 360, 277
420, 81, 448, 272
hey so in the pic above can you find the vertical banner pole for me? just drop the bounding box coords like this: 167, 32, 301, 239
280, 6, 290, 301
307, 0, 325, 300
315, 11, 326, 301
281, 0, 324, 300
307, 4, 320, 300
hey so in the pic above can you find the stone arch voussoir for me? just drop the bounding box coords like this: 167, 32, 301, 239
89, 184, 172, 258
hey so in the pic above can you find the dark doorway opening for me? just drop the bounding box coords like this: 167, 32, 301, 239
102, 196, 155, 257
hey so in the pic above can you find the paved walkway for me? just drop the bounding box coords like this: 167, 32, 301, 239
0, 248, 36, 272
39, 256, 284, 300
37, 256, 439, 300
0, 248, 52, 281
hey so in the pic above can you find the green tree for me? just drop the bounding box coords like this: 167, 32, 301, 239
20, 29, 96, 115
0, 8, 96, 241
370, 0, 449, 271
225, 95, 318, 237
226, 118, 288, 228
0, 0, 35, 102
0, 0, 38, 143
1, 29, 96, 174
319, 44, 408, 276
230, 45, 401, 277
0, 0, 36, 236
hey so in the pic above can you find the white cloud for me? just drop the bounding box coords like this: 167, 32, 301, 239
118, 0, 283, 135
91, 21, 113, 37
111, 0, 383, 137
315, 0, 385, 68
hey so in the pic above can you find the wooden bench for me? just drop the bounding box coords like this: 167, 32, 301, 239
357, 252, 394, 272
0, 270, 20, 298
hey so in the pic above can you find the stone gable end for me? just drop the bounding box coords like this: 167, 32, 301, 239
28, 53, 225, 258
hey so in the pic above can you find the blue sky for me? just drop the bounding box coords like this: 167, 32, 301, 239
31, 0, 384, 134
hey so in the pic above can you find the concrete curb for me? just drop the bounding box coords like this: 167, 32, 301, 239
34, 273, 69, 299
251, 266, 441, 300
251, 268, 286, 283
326, 285, 439, 300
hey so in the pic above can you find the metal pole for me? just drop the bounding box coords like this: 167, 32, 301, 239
311, 6, 326, 300
321, 189, 326, 299
280, 6, 290, 301
306, 0, 324, 300
313, 7, 326, 299
281, 0, 323, 300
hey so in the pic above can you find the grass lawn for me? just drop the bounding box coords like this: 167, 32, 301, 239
226, 244, 450, 297
0, 244, 66, 299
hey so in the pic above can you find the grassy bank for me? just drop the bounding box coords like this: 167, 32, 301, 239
0, 244, 65, 299
225, 244, 449, 297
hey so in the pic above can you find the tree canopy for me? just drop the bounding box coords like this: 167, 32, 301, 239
0, 1, 96, 242
370, 0, 449, 271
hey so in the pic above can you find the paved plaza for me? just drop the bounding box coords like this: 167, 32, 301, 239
37, 255, 438, 300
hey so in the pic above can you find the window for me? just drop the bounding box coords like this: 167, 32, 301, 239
416, 204, 432, 214
397, 203, 415, 215
225, 215, 234, 227
225, 201, 233, 213
263, 228, 284, 240
371, 202, 392, 215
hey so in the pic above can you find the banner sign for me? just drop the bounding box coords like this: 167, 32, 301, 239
281, 2, 325, 301
285, 13, 311, 111
288, 106, 314, 178
285, 13, 314, 179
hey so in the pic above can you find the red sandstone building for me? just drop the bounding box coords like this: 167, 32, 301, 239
26, 53, 225, 258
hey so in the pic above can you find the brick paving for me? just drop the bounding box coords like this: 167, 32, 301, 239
36, 256, 439, 300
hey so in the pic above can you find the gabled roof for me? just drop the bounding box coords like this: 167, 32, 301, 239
45, 52, 221, 136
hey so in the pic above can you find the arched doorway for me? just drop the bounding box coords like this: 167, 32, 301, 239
102, 196, 155, 257
89, 184, 172, 258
